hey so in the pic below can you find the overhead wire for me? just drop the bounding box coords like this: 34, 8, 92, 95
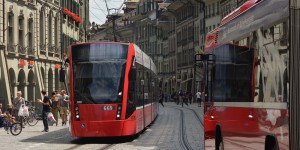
90, 10, 105, 23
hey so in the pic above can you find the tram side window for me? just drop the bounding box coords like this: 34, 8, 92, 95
144, 70, 149, 104
151, 72, 158, 102
135, 63, 143, 107
147, 71, 152, 104
213, 44, 253, 102
127, 64, 136, 118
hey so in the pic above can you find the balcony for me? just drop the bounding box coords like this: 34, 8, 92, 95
54, 0, 59, 5
48, 45, 55, 54
54, 47, 61, 57
27, 47, 35, 57
40, 44, 46, 54
7, 44, 17, 54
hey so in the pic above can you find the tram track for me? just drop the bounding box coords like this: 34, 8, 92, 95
183, 106, 204, 126
152, 106, 171, 146
168, 106, 194, 150
166, 103, 205, 150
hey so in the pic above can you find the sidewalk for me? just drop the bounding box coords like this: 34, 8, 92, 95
0, 119, 68, 136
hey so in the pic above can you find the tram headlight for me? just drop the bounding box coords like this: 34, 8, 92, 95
210, 115, 214, 119
75, 105, 80, 121
116, 104, 122, 120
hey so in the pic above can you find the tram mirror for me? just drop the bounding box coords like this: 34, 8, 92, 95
59, 69, 65, 82
130, 67, 136, 81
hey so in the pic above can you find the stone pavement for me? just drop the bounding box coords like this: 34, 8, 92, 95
111, 102, 204, 150
0, 120, 75, 150
0, 102, 204, 150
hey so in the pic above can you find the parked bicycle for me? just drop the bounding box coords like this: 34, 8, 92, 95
1, 116, 22, 136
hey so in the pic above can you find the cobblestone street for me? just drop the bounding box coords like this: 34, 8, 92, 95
0, 102, 204, 150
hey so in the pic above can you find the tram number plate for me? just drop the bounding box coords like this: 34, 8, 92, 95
102, 106, 115, 110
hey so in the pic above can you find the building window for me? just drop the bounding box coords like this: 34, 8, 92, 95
208, 4, 211, 17
19, 17, 24, 50
212, 3, 215, 16
28, 19, 34, 52
40, 10, 45, 50
54, 17, 58, 49
217, 2, 220, 15
48, 12, 52, 49
8, 13, 14, 47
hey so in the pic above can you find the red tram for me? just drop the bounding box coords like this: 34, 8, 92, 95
199, 0, 290, 149
65, 42, 159, 137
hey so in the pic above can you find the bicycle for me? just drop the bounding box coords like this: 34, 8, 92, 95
21, 106, 39, 126
1, 116, 22, 136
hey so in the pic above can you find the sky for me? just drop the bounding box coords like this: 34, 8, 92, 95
89, 0, 125, 25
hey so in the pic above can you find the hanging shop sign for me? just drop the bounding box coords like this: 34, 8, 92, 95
28, 60, 34, 69
55, 64, 61, 69
19, 59, 26, 68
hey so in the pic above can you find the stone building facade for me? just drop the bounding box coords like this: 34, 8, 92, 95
0, 0, 88, 109
90, 0, 248, 100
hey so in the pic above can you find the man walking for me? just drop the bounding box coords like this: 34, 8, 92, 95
39, 90, 50, 132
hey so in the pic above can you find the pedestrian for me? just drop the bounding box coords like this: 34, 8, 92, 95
38, 90, 51, 132
174, 92, 179, 105
50, 91, 59, 126
196, 91, 202, 107
59, 90, 69, 126
159, 90, 164, 107
183, 91, 188, 106
5, 105, 15, 124
178, 90, 183, 105
188, 92, 193, 104
0, 103, 4, 127
13, 91, 25, 127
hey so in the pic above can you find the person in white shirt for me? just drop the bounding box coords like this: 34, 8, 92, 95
196, 91, 202, 107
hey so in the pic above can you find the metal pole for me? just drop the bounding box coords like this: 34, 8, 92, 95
112, 15, 117, 42
60, 0, 63, 59
84, 1, 87, 42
